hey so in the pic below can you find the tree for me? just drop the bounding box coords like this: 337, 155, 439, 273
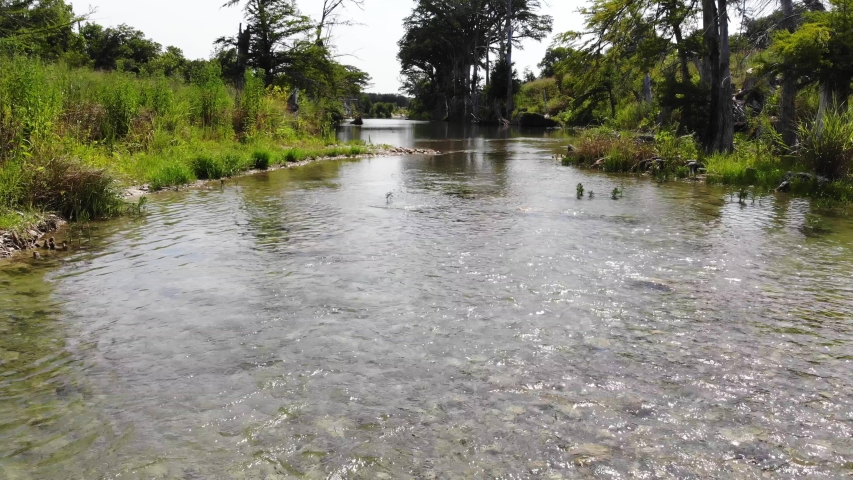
398, 0, 551, 122
538, 46, 570, 77
701, 0, 734, 153
220, 0, 314, 86
80, 23, 162, 72
0, 0, 80, 58
316, 0, 364, 45
766, 0, 853, 129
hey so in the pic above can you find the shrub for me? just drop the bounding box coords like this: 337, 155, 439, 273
655, 131, 698, 166
20, 157, 121, 220
191, 154, 225, 180
252, 150, 271, 170
565, 129, 656, 172
568, 128, 618, 164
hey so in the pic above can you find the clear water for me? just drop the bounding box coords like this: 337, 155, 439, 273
2, 119, 853, 478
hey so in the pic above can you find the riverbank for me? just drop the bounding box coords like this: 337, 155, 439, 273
561, 127, 853, 204
0, 144, 442, 259
0, 55, 384, 257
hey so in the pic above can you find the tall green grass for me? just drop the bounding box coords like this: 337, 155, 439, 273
0, 55, 366, 232
799, 110, 853, 180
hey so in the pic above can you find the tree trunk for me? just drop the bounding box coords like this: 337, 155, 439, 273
702, 0, 720, 152
642, 73, 653, 104
505, 0, 513, 119
485, 46, 490, 86
672, 24, 692, 130
715, 0, 734, 153
702, 0, 733, 154
778, 0, 797, 148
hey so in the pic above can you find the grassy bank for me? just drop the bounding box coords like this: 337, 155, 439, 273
0, 55, 372, 238
562, 119, 853, 202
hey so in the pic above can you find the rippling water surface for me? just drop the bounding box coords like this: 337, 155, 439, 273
2, 120, 853, 479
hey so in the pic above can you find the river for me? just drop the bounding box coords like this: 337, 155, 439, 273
2, 119, 853, 478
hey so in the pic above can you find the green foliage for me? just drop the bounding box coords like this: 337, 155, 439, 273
798, 110, 853, 180
399, 0, 553, 121
190, 63, 232, 129
222, 153, 247, 176
655, 131, 698, 164
0, 56, 62, 157
79, 23, 162, 73
564, 128, 656, 172
703, 146, 793, 188
576, 183, 585, 198
236, 69, 266, 137
516, 78, 563, 116
149, 163, 194, 191
19, 157, 122, 220
283, 148, 307, 163
142, 78, 174, 116
0, 0, 79, 59
252, 150, 272, 170
191, 155, 226, 180
100, 76, 140, 143
762, 0, 853, 92
370, 102, 396, 119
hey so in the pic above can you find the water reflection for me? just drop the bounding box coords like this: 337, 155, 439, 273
1, 120, 853, 478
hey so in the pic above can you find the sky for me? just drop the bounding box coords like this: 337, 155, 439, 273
78, 0, 584, 93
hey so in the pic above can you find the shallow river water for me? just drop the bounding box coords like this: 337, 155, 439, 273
2, 120, 853, 479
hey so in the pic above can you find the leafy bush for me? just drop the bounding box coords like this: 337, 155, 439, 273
566, 128, 618, 164
655, 131, 699, 166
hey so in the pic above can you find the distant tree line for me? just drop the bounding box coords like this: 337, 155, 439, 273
356, 93, 411, 118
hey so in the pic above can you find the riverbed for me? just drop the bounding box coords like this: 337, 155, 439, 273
2, 119, 853, 478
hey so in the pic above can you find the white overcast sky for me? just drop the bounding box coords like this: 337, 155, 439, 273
77, 0, 584, 93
